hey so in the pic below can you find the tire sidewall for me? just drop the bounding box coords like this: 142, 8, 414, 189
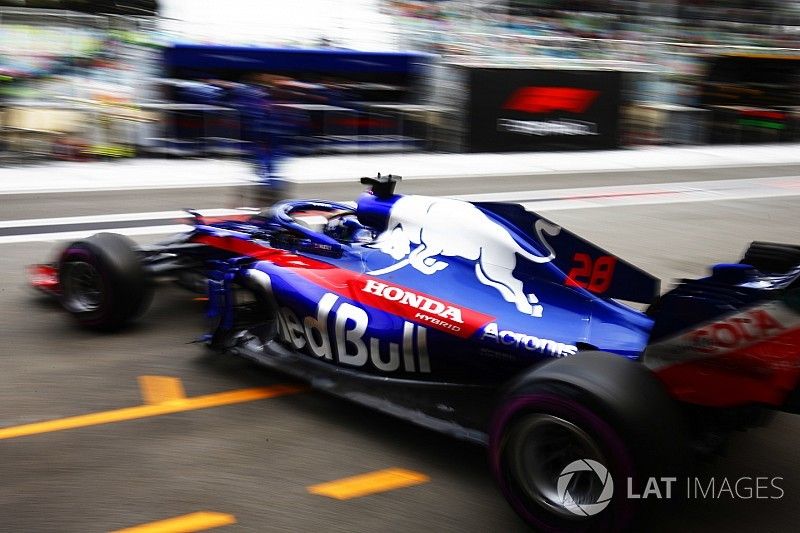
60, 245, 116, 327
58, 234, 148, 330
489, 390, 636, 533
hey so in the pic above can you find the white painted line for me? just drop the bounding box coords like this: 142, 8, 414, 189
0, 208, 259, 229
0, 180, 254, 196
0, 159, 256, 195
0, 225, 191, 244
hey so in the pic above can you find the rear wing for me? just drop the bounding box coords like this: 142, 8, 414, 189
475, 202, 660, 304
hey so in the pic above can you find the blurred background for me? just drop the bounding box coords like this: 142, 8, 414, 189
1, 0, 799, 166
4, 3, 800, 532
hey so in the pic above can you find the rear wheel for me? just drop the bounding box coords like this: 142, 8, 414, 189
740, 241, 800, 274
59, 233, 151, 330
489, 352, 689, 532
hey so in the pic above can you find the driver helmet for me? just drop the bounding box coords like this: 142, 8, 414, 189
324, 214, 375, 243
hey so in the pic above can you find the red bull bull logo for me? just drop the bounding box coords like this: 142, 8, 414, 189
367, 195, 561, 317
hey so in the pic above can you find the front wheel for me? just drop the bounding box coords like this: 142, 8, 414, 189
59, 233, 151, 330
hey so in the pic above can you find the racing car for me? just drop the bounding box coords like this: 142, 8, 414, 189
30, 174, 800, 531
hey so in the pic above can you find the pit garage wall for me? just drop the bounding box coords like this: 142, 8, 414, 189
463, 68, 623, 152
160, 45, 436, 155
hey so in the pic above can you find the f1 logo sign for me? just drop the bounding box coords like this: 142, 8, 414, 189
503, 87, 599, 114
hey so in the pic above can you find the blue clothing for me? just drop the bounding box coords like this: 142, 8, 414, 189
224, 83, 290, 190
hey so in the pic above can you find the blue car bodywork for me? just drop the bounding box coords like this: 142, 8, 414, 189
34, 176, 800, 442
184, 177, 664, 440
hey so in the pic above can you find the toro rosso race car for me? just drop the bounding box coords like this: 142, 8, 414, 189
30, 174, 800, 531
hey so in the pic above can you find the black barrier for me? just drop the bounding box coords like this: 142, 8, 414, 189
700, 55, 800, 144
707, 106, 795, 144
466, 68, 622, 152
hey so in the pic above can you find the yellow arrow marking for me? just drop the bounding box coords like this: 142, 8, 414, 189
111, 511, 236, 533
308, 468, 430, 500
0, 380, 306, 441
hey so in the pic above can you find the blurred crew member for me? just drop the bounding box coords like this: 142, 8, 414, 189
225, 80, 290, 206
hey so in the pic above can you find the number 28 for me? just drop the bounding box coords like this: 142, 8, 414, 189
565, 253, 616, 293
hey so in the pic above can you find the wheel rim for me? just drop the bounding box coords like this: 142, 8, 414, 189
63, 261, 104, 312
505, 413, 608, 519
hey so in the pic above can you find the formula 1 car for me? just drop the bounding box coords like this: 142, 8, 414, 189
30, 174, 800, 531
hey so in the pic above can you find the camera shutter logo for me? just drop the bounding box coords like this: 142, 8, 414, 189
557, 459, 614, 516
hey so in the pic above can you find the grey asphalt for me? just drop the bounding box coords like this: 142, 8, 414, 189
1, 163, 800, 532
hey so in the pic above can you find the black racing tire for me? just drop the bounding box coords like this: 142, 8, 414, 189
58, 233, 152, 330
740, 241, 800, 274
489, 352, 690, 532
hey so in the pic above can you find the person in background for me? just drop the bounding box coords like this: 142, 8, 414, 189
223, 75, 292, 206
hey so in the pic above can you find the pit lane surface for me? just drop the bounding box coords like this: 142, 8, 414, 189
2, 165, 800, 532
